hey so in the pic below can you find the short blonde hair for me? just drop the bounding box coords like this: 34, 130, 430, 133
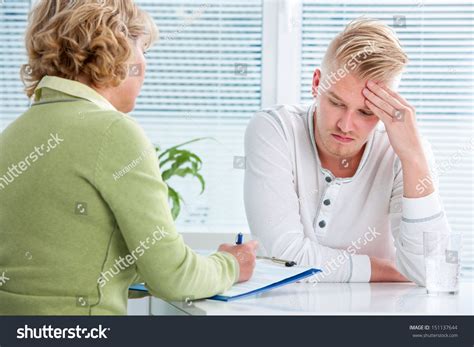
21, 0, 158, 97
321, 18, 408, 84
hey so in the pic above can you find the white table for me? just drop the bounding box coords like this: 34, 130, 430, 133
151, 281, 474, 315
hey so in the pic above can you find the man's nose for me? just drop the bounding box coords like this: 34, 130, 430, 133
337, 111, 357, 134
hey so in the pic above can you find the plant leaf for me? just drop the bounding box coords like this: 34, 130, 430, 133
167, 186, 183, 220
158, 137, 213, 160
155, 137, 211, 219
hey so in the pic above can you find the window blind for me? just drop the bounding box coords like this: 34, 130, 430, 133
134, 0, 263, 231
300, 0, 474, 278
0, 0, 30, 131
0, 0, 263, 232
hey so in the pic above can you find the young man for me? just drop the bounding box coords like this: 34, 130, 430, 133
244, 18, 451, 284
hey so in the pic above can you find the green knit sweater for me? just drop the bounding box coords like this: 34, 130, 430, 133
0, 76, 239, 315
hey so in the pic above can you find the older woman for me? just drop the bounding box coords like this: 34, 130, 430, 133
0, 0, 257, 315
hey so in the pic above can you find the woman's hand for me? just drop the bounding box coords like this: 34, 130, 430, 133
218, 240, 259, 282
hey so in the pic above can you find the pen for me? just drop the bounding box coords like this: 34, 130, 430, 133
257, 256, 297, 267
235, 232, 243, 245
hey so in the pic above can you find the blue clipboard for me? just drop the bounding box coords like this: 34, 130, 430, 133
129, 268, 321, 302
210, 268, 320, 301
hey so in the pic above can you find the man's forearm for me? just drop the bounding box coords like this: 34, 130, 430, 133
401, 154, 434, 198
370, 257, 410, 282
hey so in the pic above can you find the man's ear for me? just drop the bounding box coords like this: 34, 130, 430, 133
312, 68, 322, 97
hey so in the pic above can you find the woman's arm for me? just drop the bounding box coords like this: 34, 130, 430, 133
93, 114, 239, 300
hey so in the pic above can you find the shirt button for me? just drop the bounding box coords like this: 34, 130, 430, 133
318, 220, 326, 228
323, 199, 331, 206
325, 176, 332, 183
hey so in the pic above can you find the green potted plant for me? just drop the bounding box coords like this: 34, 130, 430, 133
155, 138, 208, 220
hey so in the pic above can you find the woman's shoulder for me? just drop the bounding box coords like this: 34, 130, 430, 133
79, 107, 144, 139
89, 110, 152, 152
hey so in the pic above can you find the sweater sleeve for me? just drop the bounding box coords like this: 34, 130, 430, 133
93, 115, 239, 300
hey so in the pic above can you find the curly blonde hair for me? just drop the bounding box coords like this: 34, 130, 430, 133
21, 0, 158, 97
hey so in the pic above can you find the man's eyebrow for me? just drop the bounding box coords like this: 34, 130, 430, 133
327, 91, 373, 114
327, 91, 343, 101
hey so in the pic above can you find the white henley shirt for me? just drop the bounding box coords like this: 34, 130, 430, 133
244, 103, 451, 284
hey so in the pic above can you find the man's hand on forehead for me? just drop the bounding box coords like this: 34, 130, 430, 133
362, 80, 424, 163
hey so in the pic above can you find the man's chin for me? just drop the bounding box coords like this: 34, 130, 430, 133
318, 134, 363, 159
326, 143, 360, 159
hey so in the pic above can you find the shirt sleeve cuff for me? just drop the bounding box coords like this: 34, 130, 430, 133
349, 254, 371, 282
402, 191, 442, 220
